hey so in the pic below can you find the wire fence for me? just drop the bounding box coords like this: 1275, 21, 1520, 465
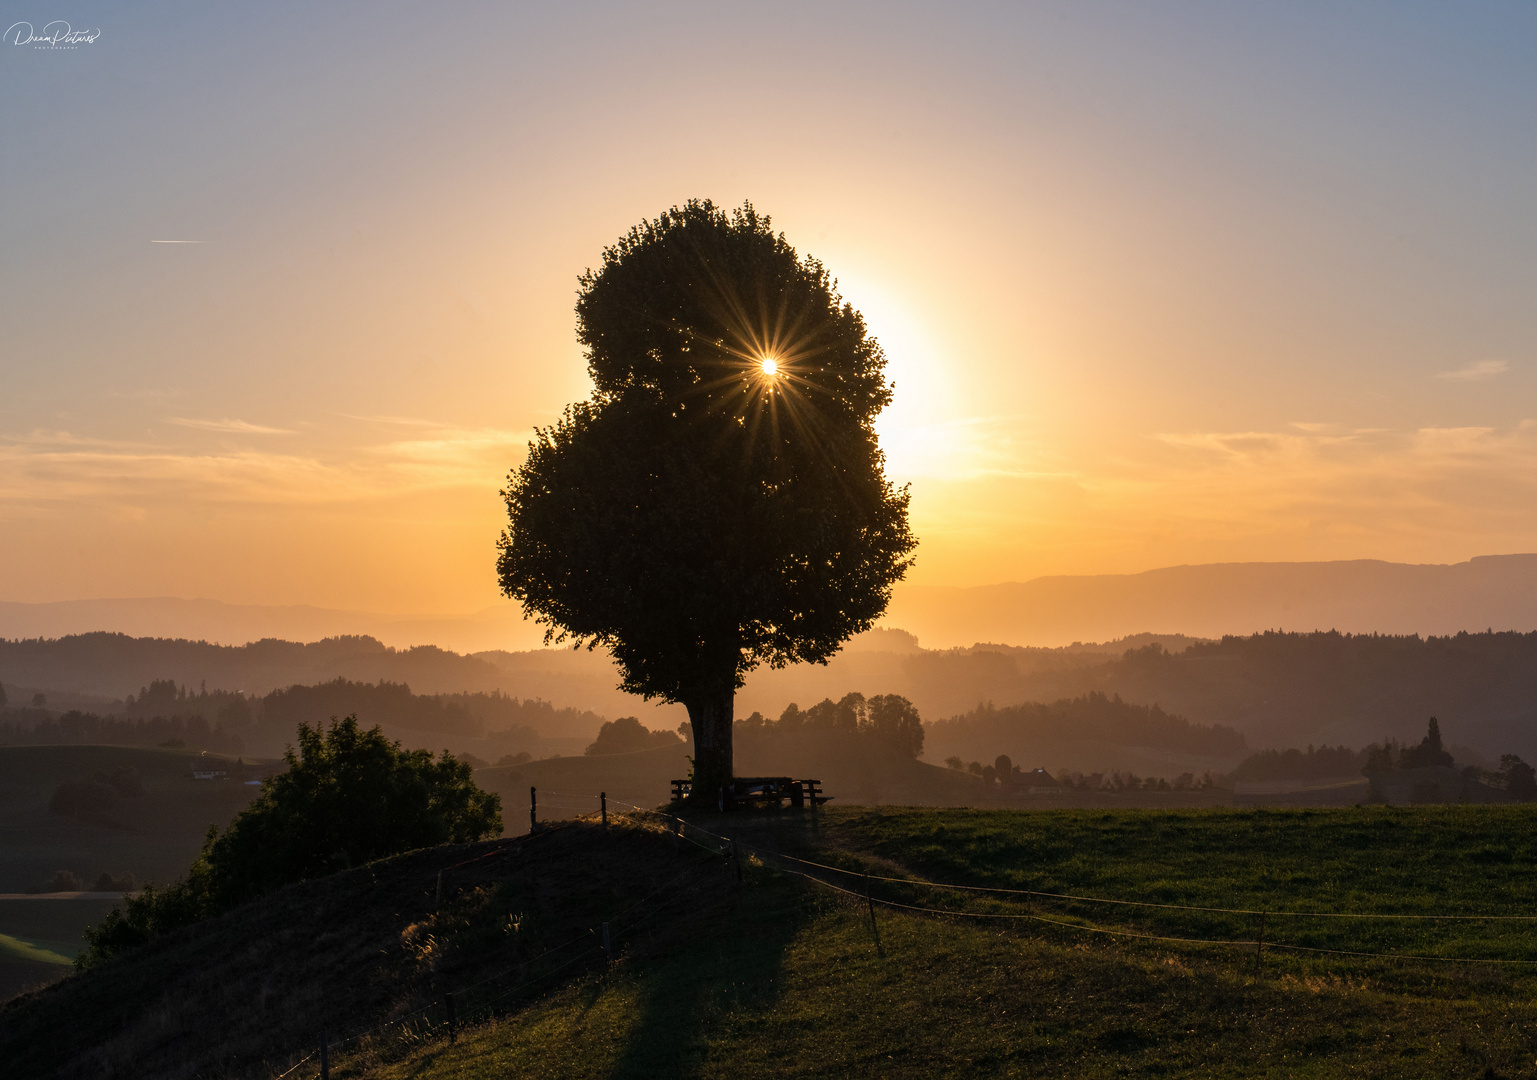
267, 793, 1537, 1077
604, 798, 1537, 967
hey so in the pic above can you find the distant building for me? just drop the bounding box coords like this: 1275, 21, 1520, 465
1020, 768, 1062, 794
1365, 766, 1507, 805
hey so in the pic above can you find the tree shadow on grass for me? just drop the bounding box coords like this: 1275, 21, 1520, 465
604, 871, 817, 1079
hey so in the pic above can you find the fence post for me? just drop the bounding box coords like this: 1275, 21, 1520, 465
602, 921, 612, 963
601, 791, 608, 835
435, 870, 443, 910
530, 786, 537, 833
445, 990, 457, 1043
320, 1031, 329, 1080
865, 872, 876, 922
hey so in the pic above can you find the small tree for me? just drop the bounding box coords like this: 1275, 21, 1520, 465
1400, 717, 1454, 769
585, 716, 683, 755
497, 201, 915, 799
994, 753, 1014, 784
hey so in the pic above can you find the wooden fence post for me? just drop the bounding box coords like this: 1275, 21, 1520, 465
530, 786, 537, 833
445, 990, 457, 1043
602, 921, 612, 963
435, 870, 443, 911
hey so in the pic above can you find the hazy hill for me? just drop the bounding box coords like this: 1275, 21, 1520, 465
0, 633, 510, 700
0, 597, 546, 655
10, 553, 1537, 661
1019, 631, 1537, 761
12, 627, 1537, 765
886, 554, 1537, 646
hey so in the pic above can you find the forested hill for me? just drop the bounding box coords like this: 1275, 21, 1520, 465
0, 633, 509, 699
983, 631, 1537, 757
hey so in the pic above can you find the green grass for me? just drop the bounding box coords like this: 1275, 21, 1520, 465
11, 804, 1537, 1078
0, 744, 262, 895
738, 804, 1537, 963
0, 933, 71, 966
366, 852, 1537, 1079
0, 897, 123, 959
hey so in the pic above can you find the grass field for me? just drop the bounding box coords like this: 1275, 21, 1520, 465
0, 743, 264, 1001
7, 804, 1537, 1078
0, 744, 263, 894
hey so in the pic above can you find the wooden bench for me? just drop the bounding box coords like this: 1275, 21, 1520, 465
671, 777, 832, 810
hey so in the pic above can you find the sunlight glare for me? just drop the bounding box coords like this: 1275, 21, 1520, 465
759, 356, 780, 378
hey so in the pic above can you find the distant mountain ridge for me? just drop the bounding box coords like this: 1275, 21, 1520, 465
0, 597, 547, 655
7, 555, 1537, 655
886, 554, 1537, 647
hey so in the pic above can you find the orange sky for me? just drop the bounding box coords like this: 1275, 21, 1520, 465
6, 2, 1537, 643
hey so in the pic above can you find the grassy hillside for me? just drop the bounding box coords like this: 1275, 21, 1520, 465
0, 744, 266, 1000
7, 803, 1537, 1077
0, 745, 263, 893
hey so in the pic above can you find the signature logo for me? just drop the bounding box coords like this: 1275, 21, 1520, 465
6, 21, 102, 48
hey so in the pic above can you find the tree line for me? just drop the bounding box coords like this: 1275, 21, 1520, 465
0, 676, 603, 754
735, 692, 926, 759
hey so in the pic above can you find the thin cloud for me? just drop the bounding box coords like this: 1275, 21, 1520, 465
168, 418, 295, 435
0, 423, 532, 507
1437, 359, 1509, 382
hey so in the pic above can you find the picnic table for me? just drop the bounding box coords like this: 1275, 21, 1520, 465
671, 776, 831, 811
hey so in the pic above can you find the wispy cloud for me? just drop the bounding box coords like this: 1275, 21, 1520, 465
0, 424, 533, 508
1437, 359, 1509, 382
168, 417, 295, 435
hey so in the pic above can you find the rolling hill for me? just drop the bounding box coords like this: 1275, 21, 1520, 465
8, 805, 1537, 1077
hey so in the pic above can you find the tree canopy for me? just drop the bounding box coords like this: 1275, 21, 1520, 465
497, 200, 915, 796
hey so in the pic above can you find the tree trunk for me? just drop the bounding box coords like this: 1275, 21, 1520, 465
684, 687, 734, 806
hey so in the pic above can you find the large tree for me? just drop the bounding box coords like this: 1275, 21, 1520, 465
497, 200, 915, 800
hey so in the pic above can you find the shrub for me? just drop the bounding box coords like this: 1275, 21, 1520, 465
80, 716, 502, 968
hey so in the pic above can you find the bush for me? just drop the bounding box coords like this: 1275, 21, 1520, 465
80, 715, 502, 968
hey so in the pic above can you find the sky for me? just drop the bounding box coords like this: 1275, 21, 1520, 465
5, 1, 1537, 636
